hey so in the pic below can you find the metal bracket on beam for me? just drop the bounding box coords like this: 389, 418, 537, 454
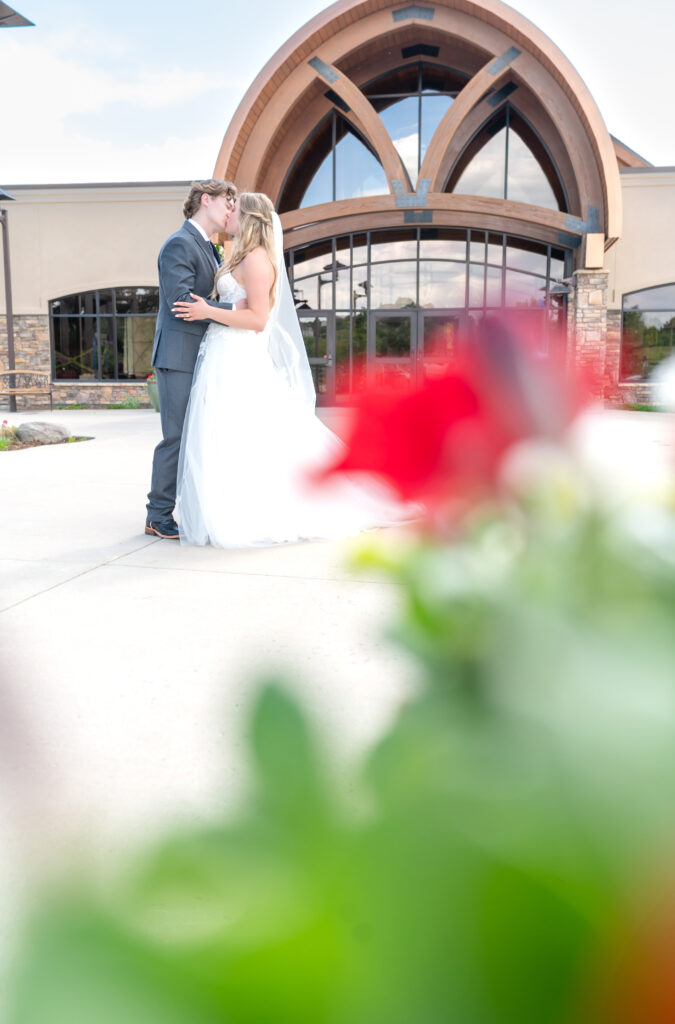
392, 178, 431, 207
488, 47, 521, 75
486, 82, 518, 107
393, 5, 434, 21
558, 232, 582, 248
308, 57, 339, 83
565, 206, 601, 235
404, 210, 433, 223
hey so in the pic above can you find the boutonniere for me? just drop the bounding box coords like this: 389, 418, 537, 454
213, 243, 225, 262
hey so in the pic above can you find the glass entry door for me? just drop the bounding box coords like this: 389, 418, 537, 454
418, 311, 463, 381
298, 312, 335, 405
368, 312, 417, 389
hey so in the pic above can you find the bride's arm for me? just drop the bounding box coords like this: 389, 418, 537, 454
172, 249, 274, 332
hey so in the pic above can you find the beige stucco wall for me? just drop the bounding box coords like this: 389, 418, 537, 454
0, 182, 190, 316
3, 171, 675, 318
606, 168, 675, 306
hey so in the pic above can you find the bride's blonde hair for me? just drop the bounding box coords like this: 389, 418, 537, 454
213, 192, 278, 306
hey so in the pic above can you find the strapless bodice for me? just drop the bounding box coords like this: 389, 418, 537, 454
217, 271, 247, 304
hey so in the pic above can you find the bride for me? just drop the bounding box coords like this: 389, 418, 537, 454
172, 192, 407, 547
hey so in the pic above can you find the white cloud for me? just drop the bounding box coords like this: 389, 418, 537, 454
0, 34, 246, 181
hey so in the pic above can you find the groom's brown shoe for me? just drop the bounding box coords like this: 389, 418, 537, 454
145, 516, 180, 539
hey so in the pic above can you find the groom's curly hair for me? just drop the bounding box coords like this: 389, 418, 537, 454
183, 179, 237, 219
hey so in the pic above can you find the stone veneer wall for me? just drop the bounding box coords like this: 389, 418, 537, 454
51, 381, 153, 409
567, 270, 608, 388
0, 314, 51, 373
1, 314, 153, 410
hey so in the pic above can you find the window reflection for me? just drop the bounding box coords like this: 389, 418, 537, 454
286, 228, 569, 400
370, 262, 417, 309
621, 284, 675, 380
292, 273, 333, 310
447, 106, 565, 212
292, 241, 332, 280
506, 237, 548, 276
623, 283, 675, 311
469, 264, 485, 306
335, 263, 352, 308
621, 310, 675, 380
504, 270, 547, 307
506, 131, 558, 210
453, 128, 507, 200
485, 266, 502, 306
377, 96, 420, 186
336, 315, 352, 394
422, 314, 461, 380
470, 231, 486, 263
418, 229, 466, 261
299, 316, 328, 359
375, 316, 412, 357
335, 119, 389, 201
421, 94, 453, 164
284, 111, 388, 212
487, 234, 504, 265
288, 229, 567, 319
351, 234, 368, 266
366, 64, 461, 187
550, 252, 565, 282
371, 230, 417, 262
419, 262, 466, 308
300, 156, 333, 209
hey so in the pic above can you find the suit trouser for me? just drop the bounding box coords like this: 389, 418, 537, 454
146, 366, 193, 519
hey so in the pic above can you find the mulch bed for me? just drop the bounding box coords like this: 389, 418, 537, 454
0, 436, 93, 452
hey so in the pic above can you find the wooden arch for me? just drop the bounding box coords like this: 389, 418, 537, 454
213, 0, 623, 249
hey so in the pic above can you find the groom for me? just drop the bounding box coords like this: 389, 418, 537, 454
145, 179, 240, 539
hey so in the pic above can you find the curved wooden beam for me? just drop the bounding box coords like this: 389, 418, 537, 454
419, 49, 523, 192
214, 0, 621, 243
306, 56, 411, 193
281, 192, 581, 234
281, 200, 573, 252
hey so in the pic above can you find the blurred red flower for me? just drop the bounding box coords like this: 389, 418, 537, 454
318, 314, 591, 505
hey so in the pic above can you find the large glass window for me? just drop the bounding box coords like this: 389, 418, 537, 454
50, 287, 158, 381
280, 111, 388, 212
447, 106, 566, 212
364, 64, 466, 188
290, 228, 566, 313
621, 284, 675, 381
288, 228, 570, 392
279, 63, 467, 210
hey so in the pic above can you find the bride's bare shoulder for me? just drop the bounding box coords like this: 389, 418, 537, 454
241, 246, 274, 279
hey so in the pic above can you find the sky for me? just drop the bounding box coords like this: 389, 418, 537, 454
1, 0, 673, 185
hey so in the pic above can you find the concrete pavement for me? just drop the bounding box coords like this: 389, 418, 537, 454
1, 405, 674, 856
0, 408, 416, 857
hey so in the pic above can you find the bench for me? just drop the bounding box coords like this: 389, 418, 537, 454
0, 371, 53, 411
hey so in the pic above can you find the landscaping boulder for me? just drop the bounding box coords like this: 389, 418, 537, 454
16, 421, 71, 443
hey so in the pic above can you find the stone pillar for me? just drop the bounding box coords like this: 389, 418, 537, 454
0, 314, 50, 373
567, 269, 610, 396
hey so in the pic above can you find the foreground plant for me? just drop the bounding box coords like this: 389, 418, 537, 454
6, 318, 675, 1023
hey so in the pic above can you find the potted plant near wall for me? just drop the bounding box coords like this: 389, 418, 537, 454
146, 371, 160, 412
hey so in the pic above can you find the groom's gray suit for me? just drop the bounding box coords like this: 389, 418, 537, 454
146, 220, 233, 521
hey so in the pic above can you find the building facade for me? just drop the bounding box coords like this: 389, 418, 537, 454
2, 0, 675, 407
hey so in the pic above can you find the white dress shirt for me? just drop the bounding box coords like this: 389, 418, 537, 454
188, 217, 211, 242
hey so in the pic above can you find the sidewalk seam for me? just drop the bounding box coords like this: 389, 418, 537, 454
0, 539, 160, 614
106, 562, 395, 585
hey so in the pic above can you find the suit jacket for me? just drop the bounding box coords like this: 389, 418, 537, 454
151, 220, 230, 372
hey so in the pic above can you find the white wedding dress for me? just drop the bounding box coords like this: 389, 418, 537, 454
176, 269, 408, 548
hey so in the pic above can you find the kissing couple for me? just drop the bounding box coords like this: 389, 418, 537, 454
145, 179, 407, 548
